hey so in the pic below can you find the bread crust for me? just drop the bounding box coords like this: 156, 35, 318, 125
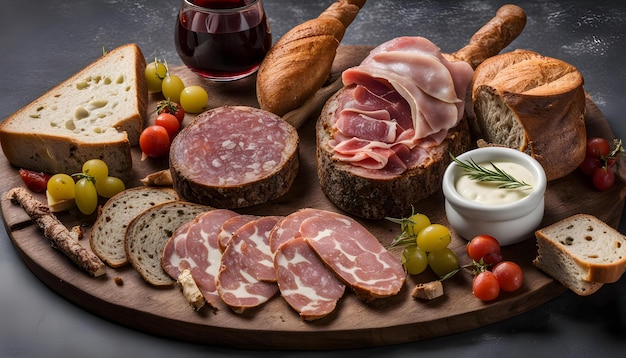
316, 87, 471, 220
472, 49, 586, 181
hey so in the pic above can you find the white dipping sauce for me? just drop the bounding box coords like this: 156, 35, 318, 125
455, 161, 535, 205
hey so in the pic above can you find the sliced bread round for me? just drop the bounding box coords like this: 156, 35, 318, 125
125, 201, 213, 286
89, 187, 179, 268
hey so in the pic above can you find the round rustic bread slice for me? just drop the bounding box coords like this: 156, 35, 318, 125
89, 186, 179, 268
471, 49, 586, 181
169, 106, 299, 209
125, 201, 212, 286
316, 87, 471, 220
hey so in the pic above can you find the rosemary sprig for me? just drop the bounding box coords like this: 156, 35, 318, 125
450, 152, 531, 189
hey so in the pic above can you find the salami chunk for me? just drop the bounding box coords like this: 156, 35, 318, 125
275, 237, 346, 320
170, 106, 299, 209
299, 211, 405, 301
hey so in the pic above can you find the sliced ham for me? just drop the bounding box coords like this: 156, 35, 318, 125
274, 237, 346, 321
269, 208, 325, 253
333, 36, 474, 174
162, 209, 239, 308
299, 211, 405, 301
216, 216, 282, 312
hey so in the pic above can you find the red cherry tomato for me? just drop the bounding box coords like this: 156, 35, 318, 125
492, 261, 524, 292
139, 125, 170, 158
592, 167, 615, 191
156, 100, 185, 123
472, 271, 500, 301
586, 137, 611, 157
19, 169, 51, 193
579, 153, 602, 176
154, 113, 180, 139
466, 235, 503, 265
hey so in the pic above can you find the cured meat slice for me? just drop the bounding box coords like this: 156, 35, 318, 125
217, 216, 282, 312
274, 237, 346, 321
268, 208, 325, 253
217, 214, 259, 252
299, 211, 405, 301
169, 106, 299, 209
162, 209, 239, 308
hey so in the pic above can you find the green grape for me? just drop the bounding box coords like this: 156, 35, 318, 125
161, 74, 185, 103
427, 248, 460, 277
405, 213, 431, 238
82, 159, 108, 181
47, 174, 75, 200
74, 178, 98, 215
416, 224, 451, 252
96, 176, 126, 198
179, 85, 208, 113
402, 246, 428, 275
145, 60, 167, 93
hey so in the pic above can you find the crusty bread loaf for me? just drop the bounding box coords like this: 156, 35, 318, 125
125, 201, 212, 286
316, 88, 471, 220
89, 187, 179, 268
0, 44, 147, 182
472, 49, 586, 181
533, 214, 626, 296
256, 0, 365, 118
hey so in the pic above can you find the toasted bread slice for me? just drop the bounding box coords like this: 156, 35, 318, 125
0, 43, 147, 181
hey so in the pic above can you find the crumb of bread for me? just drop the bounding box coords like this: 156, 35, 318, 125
412, 280, 444, 300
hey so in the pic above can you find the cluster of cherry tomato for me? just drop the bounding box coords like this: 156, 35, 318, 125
465, 235, 523, 301
46, 159, 126, 215
578, 137, 623, 191
389, 213, 460, 278
141, 59, 209, 159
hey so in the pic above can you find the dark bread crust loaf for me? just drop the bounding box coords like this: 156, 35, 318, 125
316, 87, 471, 220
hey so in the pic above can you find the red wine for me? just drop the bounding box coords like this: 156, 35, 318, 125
175, 0, 272, 80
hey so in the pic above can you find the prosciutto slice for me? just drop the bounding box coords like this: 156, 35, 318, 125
299, 211, 405, 301
274, 237, 346, 321
217, 216, 282, 312
332, 36, 474, 174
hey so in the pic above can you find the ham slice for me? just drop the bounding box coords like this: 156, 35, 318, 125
299, 211, 405, 301
217, 214, 259, 252
274, 237, 346, 321
216, 216, 282, 313
162, 209, 239, 308
333, 36, 474, 174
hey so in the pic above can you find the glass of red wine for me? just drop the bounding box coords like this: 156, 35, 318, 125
175, 0, 272, 81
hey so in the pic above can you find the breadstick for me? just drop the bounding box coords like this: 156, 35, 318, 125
256, 0, 366, 119
6, 187, 106, 277
451, 4, 527, 69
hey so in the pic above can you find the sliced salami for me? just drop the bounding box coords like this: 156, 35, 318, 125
299, 211, 405, 301
162, 209, 239, 308
274, 237, 346, 321
268, 208, 325, 253
217, 214, 259, 252
217, 216, 282, 313
169, 106, 299, 209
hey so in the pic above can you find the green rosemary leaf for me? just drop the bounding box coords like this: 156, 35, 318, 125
450, 152, 532, 189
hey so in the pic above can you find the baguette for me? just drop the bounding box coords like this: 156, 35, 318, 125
5, 187, 106, 277
89, 187, 179, 268
533, 214, 626, 295
0, 44, 147, 182
256, 0, 366, 119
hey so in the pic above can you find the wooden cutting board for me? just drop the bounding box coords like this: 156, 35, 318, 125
2, 46, 625, 350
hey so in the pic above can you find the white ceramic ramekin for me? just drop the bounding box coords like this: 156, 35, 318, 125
442, 147, 547, 246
